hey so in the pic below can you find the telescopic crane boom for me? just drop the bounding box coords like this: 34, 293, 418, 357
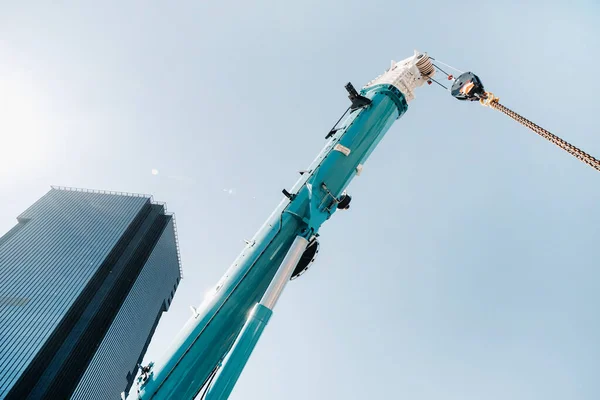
125, 50, 435, 400
125, 51, 599, 400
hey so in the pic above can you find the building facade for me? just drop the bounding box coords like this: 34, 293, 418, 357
0, 187, 182, 400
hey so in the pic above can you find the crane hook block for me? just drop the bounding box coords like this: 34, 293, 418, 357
451, 72, 486, 101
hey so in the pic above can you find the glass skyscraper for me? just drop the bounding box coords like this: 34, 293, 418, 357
0, 187, 182, 400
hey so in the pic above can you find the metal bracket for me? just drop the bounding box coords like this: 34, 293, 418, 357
345, 82, 372, 111
282, 189, 296, 201
283, 210, 310, 225
325, 83, 372, 139
318, 183, 340, 213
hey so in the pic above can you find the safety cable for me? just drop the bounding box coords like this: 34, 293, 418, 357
429, 76, 449, 90
429, 57, 465, 74
198, 364, 220, 400
432, 63, 452, 79
424, 73, 450, 90
325, 106, 351, 139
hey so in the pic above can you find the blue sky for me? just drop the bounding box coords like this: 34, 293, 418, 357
1, 1, 599, 399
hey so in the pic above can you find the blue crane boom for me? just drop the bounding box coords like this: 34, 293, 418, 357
124, 51, 436, 400
123, 49, 600, 399
124, 49, 600, 399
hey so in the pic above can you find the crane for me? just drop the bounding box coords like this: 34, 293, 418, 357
124, 51, 598, 400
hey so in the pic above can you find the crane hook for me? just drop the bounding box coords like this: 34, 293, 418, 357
448, 71, 600, 172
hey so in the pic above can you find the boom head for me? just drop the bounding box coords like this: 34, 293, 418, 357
363, 50, 435, 102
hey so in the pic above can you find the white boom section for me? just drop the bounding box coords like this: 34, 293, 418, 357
364, 50, 435, 102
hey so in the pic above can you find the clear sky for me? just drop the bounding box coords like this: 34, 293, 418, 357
1, 1, 599, 399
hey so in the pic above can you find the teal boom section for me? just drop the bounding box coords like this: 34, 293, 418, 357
204, 303, 273, 400
130, 84, 408, 400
